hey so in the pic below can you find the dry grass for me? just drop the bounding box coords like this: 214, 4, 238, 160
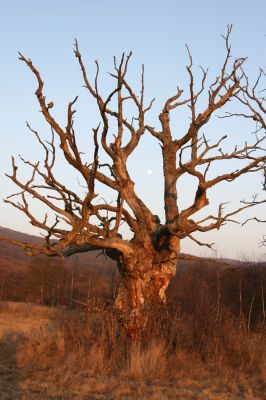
0, 300, 266, 399
0, 258, 266, 398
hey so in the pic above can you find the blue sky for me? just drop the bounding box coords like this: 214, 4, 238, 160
1, 0, 266, 259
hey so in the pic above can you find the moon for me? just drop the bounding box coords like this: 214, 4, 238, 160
147, 169, 153, 175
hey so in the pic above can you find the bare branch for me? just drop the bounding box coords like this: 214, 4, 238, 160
188, 234, 215, 249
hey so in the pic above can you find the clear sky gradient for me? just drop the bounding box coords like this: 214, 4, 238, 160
1, 0, 266, 259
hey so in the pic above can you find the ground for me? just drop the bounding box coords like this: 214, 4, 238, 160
0, 301, 265, 399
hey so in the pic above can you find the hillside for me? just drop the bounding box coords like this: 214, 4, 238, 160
0, 226, 118, 304
0, 225, 253, 272
0, 229, 266, 398
0, 226, 106, 265
0, 226, 118, 278
0, 225, 265, 308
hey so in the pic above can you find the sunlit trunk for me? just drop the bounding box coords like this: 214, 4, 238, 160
114, 238, 180, 337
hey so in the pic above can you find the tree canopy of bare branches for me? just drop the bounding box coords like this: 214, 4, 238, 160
1, 26, 266, 332
223, 59, 266, 240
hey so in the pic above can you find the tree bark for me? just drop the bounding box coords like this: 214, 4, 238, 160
114, 236, 180, 337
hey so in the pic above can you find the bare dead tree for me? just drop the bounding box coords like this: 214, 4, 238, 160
1, 26, 266, 334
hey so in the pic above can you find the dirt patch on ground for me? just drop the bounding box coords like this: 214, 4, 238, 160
0, 302, 58, 399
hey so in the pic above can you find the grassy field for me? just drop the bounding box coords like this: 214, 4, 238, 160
0, 300, 265, 399
1, 232, 266, 398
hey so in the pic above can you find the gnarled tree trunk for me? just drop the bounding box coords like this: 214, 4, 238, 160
113, 235, 180, 336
